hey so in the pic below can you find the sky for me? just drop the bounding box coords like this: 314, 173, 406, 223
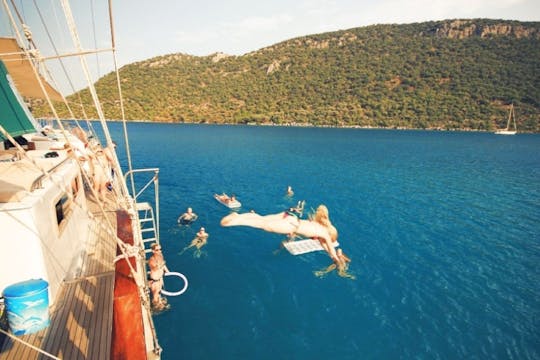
1, 0, 539, 94
112, 0, 539, 63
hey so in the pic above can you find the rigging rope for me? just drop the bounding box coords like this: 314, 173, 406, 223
0, 328, 61, 360
107, 0, 137, 201
33, 0, 80, 120
90, 0, 101, 79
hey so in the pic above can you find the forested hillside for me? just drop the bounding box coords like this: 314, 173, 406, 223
39, 19, 540, 131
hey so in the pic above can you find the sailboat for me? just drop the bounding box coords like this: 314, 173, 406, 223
495, 104, 518, 135
0, 1, 183, 358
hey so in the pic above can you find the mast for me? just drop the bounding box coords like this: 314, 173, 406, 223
510, 104, 517, 131
506, 104, 514, 131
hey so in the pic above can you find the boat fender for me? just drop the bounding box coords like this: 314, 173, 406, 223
161, 272, 188, 296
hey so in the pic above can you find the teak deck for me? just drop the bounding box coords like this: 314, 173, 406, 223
0, 199, 118, 360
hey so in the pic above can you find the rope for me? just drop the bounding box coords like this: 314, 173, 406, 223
54, 6, 156, 341
113, 243, 140, 263
60, 0, 133, 209
108, 0, 137, 202
22, 23, 32, 42
90, 0, 101, 79
0, 328, 61, 360
32, 0, 78, 120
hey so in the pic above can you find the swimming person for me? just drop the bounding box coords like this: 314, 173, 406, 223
179, 227, 209, 257
148, 243, 169, 310
196, 227, 209, 239
221, 204, 343, 265
286, 185, 294, 197
178, 207, 197, 224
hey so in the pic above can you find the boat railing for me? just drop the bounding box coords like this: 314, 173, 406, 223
124, 168, 160, 248
30, 156, 72, 191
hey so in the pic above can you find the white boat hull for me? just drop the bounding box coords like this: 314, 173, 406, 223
494, 130, 517, 135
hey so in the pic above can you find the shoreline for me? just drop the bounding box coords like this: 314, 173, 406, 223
41, 118, 537, 134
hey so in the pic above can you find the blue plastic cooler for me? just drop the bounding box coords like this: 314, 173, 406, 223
3, 279, 50, 335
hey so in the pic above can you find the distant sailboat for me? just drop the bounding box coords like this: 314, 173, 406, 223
495, 104, 517, 135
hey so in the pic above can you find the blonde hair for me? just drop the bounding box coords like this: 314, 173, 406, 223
310, 205, 338, 242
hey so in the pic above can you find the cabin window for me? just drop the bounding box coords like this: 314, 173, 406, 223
55, 194, 69, 225
55, 175, 78, 230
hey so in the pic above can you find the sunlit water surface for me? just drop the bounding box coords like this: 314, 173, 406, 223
108, 123, 539, 360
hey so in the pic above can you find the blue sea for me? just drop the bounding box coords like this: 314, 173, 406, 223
109, 123, 539, 359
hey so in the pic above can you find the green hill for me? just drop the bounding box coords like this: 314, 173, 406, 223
40, 19, 540, 131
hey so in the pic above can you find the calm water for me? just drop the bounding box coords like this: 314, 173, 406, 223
110, 123, 539, 359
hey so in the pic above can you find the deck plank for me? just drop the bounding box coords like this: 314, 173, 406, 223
98, 275, 114, 359
42, 283, 76, 357
67, 278, 90, 359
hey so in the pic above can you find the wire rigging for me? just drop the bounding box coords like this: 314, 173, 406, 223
90, 0, 101, 79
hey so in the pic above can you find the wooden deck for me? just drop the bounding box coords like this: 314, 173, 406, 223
0, 198, 118, 360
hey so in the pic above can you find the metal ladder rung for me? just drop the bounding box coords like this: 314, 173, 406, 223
136, 202, 153, 211
136, 201, 158, 253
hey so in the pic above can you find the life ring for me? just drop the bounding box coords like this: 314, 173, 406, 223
161, 272, 188, 296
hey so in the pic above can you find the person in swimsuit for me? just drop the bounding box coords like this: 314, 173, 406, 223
179, 227, 209, 256
196, 227, 208, 239
221, 205, 344, 265
148, 243, 169, 310
215, 193, 236, 204
178, 207, 197, 224
286, 185, 294, 197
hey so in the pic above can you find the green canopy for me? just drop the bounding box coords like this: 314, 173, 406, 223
0, 60, 40, 140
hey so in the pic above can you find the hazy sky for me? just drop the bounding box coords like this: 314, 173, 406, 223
1, 0, 538, 93
112, 0, 539, 64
